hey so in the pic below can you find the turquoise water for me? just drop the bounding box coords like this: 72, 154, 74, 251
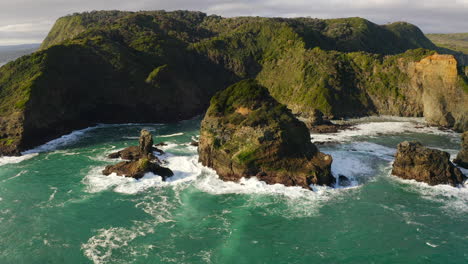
0, 117, 467, 264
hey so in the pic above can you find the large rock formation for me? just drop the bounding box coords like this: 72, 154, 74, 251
198, 80, 335, 189
392, 141, 466, 186
103, 130, 173, 179
454, 131, 468, 168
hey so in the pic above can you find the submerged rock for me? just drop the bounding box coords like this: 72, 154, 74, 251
454, 131, 468, 169
198, 79, 335, 189
103, 130, 173, 179
338, 175, 351, 187
304, 109, 352, 134
392, 141, 466, 186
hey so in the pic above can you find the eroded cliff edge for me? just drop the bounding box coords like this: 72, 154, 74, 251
0, 11, 467, 155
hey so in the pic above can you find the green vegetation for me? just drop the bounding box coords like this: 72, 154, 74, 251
203, 79, 316, 171
146, 65, 168, 84
1, 10, 467, 153
427, 33, 468, 54
137, 157, 151, 170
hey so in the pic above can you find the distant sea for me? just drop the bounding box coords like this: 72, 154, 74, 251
0, 43, 40, 66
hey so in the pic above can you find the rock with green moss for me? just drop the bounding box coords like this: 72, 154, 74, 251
103, 129, 173, 179
198, 80, 335, 189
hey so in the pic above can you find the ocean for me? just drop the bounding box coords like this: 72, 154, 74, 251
0, 116, 466, 264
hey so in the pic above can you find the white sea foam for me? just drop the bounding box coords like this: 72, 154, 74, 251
311, 120, 457, 143
122, 136, 139, 139
83, 153, 201, 195
194, 165, 361, 217
391, 176, 468, 214
22, 127, 97, 154
345, 142, 396, 161
2, 170, 28, 182
426, 242, 438, 248
158, 132, 184, 138
82, 226, 141, 264
0, 153, 38, 167
21, 122, 165, 155
327, 151, 372, 184
83, 191, 175, 264
48, 187, 58, 202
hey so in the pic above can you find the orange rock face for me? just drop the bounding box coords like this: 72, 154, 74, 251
405, 53, 468, 130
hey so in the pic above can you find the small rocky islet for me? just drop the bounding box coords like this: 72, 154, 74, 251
392, 141, 466, 186
102, 129, 173, 180
198, 79, 335, 189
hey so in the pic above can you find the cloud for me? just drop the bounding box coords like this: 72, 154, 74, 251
0, 0, 466, 45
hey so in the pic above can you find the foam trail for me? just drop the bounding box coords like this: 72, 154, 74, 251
391, 176, 468, 214
22, 127, 97, 154
48, 187, 58, 202
311, 119, 457, 143
0, 154, 37, 167
83, 153, 201, 195
2, 170, 28, 182
22, 122, 165, 155
158, 132, 184, 138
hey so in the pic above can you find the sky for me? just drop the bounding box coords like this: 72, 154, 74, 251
0, 0, 467, 45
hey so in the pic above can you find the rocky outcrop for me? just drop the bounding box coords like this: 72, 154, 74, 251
198, 80, 335, 189
406, 54, 468, 130
304, 109, 351, 134
454, 131, 468, 168
392, 141, 466, 186
103, 130, 173, 179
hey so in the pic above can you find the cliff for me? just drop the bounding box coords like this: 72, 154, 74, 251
0, 10, 467, 155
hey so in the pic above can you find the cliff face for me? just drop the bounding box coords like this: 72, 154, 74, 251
408, 54, 467, 130
0, 10, 467, 155
198, 80, 334, 189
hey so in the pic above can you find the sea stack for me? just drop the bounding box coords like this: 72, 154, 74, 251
392, 141, 466, 186
103, 129, 173, 179
198, 79, 335, 189
454, 131, 468, 169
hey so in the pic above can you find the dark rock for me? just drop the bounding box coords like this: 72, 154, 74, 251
304, 109, 353, 134
190, 140, 199, 147
103, 129, 173, 179
108, 130, 158, 160
102, 157, 174, 180
108, 146, 148, 160
309, 109, 327, 126
338, 175, 351, 187
155, 142, 167, 147
154, 147, 164, 155
392, 141, 466, 186
139, 130, 153, 156
198, 80, 335, 190
454, 131, 468, 169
